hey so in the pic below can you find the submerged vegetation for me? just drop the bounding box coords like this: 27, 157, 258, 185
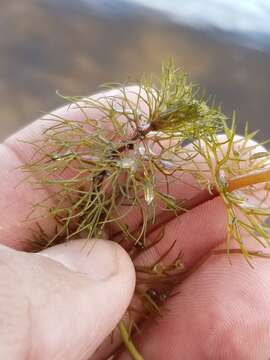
23, 61, 270, 359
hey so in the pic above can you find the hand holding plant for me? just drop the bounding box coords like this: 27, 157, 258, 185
1, 62, 270, 359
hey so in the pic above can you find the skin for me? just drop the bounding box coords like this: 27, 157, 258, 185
0, 87, 270, 360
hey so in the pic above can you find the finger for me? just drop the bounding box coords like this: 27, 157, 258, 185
138, 196, 227, 269
87, 136, 270, 359
0, 239, 135, 360
0, 86, 149, 249
118, 238, 270, 359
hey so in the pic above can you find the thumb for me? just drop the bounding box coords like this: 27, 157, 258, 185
0, 240, 135, 360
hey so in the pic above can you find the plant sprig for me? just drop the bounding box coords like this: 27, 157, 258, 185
22, 60, 270, 359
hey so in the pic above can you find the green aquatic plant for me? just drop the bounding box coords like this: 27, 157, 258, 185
22, 61, 270, 359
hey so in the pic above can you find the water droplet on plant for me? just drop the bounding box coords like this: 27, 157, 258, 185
138, 122, 151, 132
50, 151, 74, 161
241, 201, 254, 209
250, 151, 269, 160
255, 250, 264, 256
51, 153, 61, 160
145, 181, 155, 205
137, 144, 146, 157
233, 190, 259, 209
117, 157, 137, 172
218, 169, 227, 187
136, 143, 157, 160
81, 154, 101, 163
160, 159, 175, 171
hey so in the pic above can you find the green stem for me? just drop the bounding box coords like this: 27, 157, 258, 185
118, 320, 144, 360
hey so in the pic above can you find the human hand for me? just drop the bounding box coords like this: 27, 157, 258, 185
1, 87, 269, 360
0, 94, 136, 359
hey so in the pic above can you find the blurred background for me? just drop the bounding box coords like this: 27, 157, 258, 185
1, 0, 270, 141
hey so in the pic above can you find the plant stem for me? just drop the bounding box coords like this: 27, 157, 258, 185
116, 123, 155, 154
227, 168, 270, 192
118, 321, 144, 360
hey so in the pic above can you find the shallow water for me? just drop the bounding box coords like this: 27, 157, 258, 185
1, 0, 270, 142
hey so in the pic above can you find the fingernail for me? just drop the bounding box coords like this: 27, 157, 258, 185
40, 240, 119, 281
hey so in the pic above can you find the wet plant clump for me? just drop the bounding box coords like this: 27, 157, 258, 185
22, 61, 270, 359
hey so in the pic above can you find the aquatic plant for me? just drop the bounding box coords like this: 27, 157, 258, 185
22, 61, 270, 359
